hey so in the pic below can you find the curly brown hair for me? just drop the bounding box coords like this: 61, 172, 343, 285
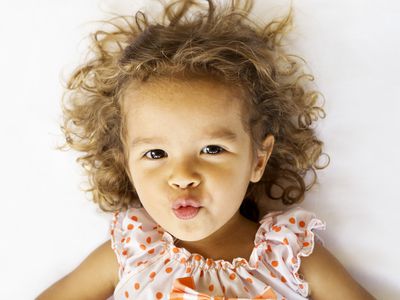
57, 0, 329, 222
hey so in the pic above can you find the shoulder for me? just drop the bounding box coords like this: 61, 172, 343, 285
91, 239, 120, 288
36, 239, 119, 299
256, 206, 326, 249
109, 206, 167, 279
70, 239, 120, 291
259, 207, 375, 299
255, 206, 327, 297
299, 242, 376, 300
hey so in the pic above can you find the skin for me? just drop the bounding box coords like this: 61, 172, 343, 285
36, 75, 376, 299
122, 75, 274, 262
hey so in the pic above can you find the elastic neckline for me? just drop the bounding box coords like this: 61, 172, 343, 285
159, 224, 266, 271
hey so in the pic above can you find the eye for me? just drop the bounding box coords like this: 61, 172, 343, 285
202, 145, 225, 155
143, 145, 225, 160
144, 149, 166, 160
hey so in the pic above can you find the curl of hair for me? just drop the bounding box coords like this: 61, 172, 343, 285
57, 0, 330, 222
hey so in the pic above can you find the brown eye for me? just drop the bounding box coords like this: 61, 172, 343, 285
144, 149, 166, 160
202, 145, 225, 155
143, 145, 225, 160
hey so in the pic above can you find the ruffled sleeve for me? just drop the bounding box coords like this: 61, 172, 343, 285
255, 206, 326, 298
109, 206, 166, 280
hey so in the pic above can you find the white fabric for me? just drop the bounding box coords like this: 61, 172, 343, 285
110, 206, 326, 299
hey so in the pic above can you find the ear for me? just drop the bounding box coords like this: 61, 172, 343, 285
250, 134, 275, 183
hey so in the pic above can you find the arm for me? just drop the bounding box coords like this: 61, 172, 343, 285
299, 242, 376, 300
36, 239, 119, 300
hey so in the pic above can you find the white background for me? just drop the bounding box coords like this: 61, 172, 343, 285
0, 0, 399, 299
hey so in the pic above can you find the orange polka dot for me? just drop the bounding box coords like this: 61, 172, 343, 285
149, 271, 156, 279
209, 284, 214, 292
299, 284, 304, 289
291, 257, 297, 264
206, 258, 214, 266
272, 225, 281, 232
148, 248, 155, 255
267, 244, 272, 252
134, 282, 140, 290
146, 236, 152, 244
194, 254, 202, 261
139, 225, 143, 230
127, 224, 134, 230
126, 237, 131, 243
165, 267, 173, 273
185, 267, 192, 273
299, 221, 305, 228
222, 286, 226, 293
270, 271, 276, 278
180, 257, 187, 264
303, 242, 310, 247
173, 247, 180, 253
122, 250, 128, 256
164, 258, 171, 265
140, 244, 147, 250
245, 277, 253, 284
156, 292, 163, 299
271, 260, 279, 267
121, 237, 125, 243
283, 238, 289, 245
289, 217, 295, 224
124, 291, 129, 298
281, 276, 287, 283
229, 273, 236, 280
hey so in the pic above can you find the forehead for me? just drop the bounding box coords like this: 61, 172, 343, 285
121, 76, 250, 140
123, 76, 247, 118
124, 75, 245, 104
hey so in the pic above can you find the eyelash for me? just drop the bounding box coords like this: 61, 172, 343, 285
143, 145, 226, 160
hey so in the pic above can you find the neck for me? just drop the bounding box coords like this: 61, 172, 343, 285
174, 211, 259, 262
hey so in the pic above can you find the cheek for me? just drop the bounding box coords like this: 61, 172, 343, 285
214, 159, 251, 184
208, 165, 249, 198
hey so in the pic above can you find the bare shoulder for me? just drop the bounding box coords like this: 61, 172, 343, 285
36, 239, 119, 300
299, 242, 376, 300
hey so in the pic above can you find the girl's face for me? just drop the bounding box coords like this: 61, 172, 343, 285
123, 76, 274, 241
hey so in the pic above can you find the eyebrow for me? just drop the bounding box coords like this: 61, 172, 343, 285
131, 128, 238, 148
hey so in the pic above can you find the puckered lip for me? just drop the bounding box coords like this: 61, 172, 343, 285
172, 197, 202, 209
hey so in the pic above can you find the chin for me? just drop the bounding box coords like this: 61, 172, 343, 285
173, 230, 210, 242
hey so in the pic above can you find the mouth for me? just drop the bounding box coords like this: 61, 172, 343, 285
172, 197, 202, 209
171, 196, 203, 219
172, 206, 202, 220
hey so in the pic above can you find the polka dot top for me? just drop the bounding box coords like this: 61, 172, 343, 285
109, 206, 326, 300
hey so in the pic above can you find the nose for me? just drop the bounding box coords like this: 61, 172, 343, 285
168, 162, 201, 189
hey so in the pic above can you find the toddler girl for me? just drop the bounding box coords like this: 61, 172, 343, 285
37, 0, 375, 299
